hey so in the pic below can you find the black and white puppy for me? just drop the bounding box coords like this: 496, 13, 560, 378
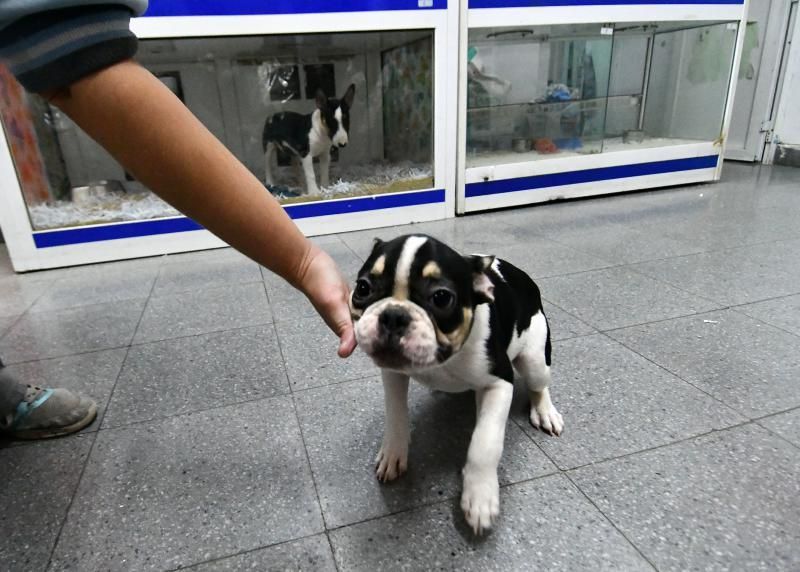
262, 84, 356, 195
350, 234, 564, 534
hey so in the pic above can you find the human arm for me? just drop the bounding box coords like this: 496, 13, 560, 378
0, 3, 356, 356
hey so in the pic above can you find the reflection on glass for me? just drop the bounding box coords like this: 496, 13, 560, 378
467, 25, 613, 168
642, 22, 737, 143
466, 21, 738, 168
0, 30, 434, 230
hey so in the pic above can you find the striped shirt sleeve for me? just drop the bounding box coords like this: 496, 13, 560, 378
0, 4, 144, 93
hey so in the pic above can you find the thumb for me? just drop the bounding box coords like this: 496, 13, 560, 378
337, 322, 357, 358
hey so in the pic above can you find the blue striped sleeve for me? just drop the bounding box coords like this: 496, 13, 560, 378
0, 4, 143, 93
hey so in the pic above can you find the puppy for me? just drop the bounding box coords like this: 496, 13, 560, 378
351, 234, 564, 534
262, 84, 355, 195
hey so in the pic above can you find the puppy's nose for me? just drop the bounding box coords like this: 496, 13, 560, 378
379, 307, 411, 336
339, 141, 347, 147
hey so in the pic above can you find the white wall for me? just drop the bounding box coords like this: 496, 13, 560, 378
773, 4, 800, 146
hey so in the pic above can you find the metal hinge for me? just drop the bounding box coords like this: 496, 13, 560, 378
760, 120, 774, 142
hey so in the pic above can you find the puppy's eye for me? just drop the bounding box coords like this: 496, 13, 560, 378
355, 278, 372, 298
431, 289, 455, 310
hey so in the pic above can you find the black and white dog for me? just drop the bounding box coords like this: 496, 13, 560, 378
262, 84, 355, 195
350, 235, 564, 534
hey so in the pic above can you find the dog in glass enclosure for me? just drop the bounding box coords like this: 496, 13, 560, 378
262, 84, 355, 195
350, 234, 564, 534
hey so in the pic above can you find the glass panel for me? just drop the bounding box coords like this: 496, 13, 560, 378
642, 22, 737, 143
466, 25, 613, 168
466, 21, 739, 167
0, 30, 434, 231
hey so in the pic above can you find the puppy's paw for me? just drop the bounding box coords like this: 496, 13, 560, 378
375, 442, 408, 482
461, 470, 500, 535
530, 402, 564, 436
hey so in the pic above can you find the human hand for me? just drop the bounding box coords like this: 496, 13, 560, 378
295, 244, 357, 358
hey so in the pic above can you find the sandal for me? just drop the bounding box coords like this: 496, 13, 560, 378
1, 384, 97, 440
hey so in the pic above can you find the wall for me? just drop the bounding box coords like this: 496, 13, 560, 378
772, 3, 800, 147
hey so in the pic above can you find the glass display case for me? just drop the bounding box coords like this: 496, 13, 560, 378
459, 1, 747, 213
0, 1, 457, 271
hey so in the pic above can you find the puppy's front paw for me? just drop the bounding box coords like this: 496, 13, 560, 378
461, 470, 500, 535
375, 442, 408, 482
530, 402, 564, 436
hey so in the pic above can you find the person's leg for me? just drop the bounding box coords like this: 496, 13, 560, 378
0, 358, 97, 440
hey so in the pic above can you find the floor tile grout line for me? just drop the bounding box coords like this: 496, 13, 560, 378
598, 331, 751, 421
131, 320, 275, 349
753, 421, 800, 451
563, 419, 756, 473
324, 530, 342, 572
53, 373, 380, 435
0, 320, 278, 367
168, 530, 331, 571
149, 278, 266, 300
269, 303, 333, 532
42, 420, 101, 570
339, 238, 367, 263
597, 306, 734, 335
321, 470, 562, 534
752, 404, 800, 422
540, 297, 597, 333
620, 264, 730, 309
1, 273, 60, 333
0, 345, 133, 367
621, 239, 800, 306
0, 312, 26, 343
728, 305, 800, 341
540, 224, 800, 267
289, 392, 332, 530
93, 270, 158, 434
291, 419, 767, 539
563, 471, 660, 571
753, 420, 800, 453
508, 414, 565, 477
727, 290, 800, 310
98, 386, 293, 432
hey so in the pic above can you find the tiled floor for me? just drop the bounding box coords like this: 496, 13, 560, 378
1, 162, 799, 571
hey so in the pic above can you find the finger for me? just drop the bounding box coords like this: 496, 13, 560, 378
338, 324, 357, 358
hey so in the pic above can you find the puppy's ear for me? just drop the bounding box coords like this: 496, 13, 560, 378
465, 255, 495, 304
369, 237, 384, 255
342, 83, 356, 108
315, 89, 328, 110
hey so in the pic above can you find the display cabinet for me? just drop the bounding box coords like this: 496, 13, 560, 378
0, 0, 458, 270
458, 1, 748, 213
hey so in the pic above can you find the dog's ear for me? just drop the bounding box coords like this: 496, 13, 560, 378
342, 83, 356, 108
370, 237, 384, 255
315, 89, 328, 110
465, 255, 495, 304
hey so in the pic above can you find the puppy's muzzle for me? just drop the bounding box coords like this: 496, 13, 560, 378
379, 306, 411, 346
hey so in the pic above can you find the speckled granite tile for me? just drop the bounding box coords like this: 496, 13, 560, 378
275, 315, 375, 390
134, 283, 271, 344
0, 299, 145, 363
571, 424, 800, 572
759, 408, 800, 447
538, 266, 721, 330
329, 474, 651, 571
513, 334, 744, 469
49, 397, 322, 572
104, 326, 288, 427
295, 377, 555, 528
609, 309, 800, 417
0, 436, 93, 572
736, 293, 800, 337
